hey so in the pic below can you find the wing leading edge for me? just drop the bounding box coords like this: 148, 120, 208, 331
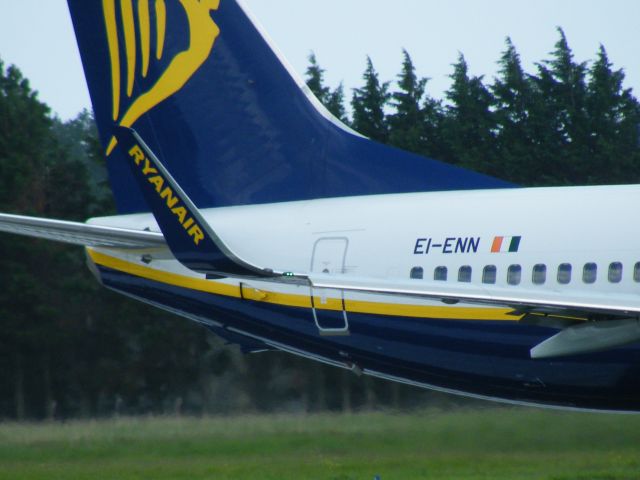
0, 213, 165, 250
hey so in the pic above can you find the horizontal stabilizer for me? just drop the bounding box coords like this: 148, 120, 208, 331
0, 213, 165, 250
113, 127, 279, 278
530, 319, 640, 359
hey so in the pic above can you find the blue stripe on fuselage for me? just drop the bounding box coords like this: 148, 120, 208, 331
94, 263, 640, 412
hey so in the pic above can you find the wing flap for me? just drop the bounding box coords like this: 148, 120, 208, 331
0, 213, 166, 250
530, 319, 640, 358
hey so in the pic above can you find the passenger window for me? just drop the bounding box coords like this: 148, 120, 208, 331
608, 262, 623, 283
557, 263, 572, 284
458, 266, 472, 283
532, 264, 547, 285
507, 265, 521, 285
635, 262, 640, 283
482, 265, 497, 284
410, 267, 423, 280
434, 266, 448, 281
582, 263, 597, 284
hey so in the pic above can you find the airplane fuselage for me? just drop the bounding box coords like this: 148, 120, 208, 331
86, 184, 640, 411
3, 0, 636, 416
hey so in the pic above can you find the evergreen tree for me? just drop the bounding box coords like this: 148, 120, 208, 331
0, 60, 50, 210
325, 82, 348, 123
421, 90, 449, 162
305, 52, 348, 122
388, 50, 428, 154
0, 59, 53, 419
585, 45, 640, 183
4, 30, 640, 419
351, 56, 390, 142
444, 54, 497, 174
0, 63, 215, 419
491, 38, 538, 184
51, 110, 114, 215
531, 28, 589, 184
305, 52, 330, 103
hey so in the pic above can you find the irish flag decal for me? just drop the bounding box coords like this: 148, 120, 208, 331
491, 236, 521, 253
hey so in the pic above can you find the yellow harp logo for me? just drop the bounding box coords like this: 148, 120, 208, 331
102, 0, 221, 155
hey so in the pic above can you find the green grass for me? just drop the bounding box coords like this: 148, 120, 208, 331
1, 409, 639, 479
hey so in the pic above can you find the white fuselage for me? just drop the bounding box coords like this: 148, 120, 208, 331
88, 184, 640, 317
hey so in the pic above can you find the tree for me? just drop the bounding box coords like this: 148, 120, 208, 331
51, 110, 115, 215
325, 83, 348, 123
530, 28, 589, 184
444, 54, 497, 174
421, 91, 449, 163
0, 60, 50, 210
0, 62, 217, 419
0, 59, 54, 419
491, 38, 538, 184
585, 45, 640, 183
305, 52, 348, 122
305, 53, 329, 103
351, 56, 391, 142
3, 30, 640, 420
388, 50, 428, 154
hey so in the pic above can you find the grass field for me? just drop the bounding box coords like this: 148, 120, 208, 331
0, 408, 639, 479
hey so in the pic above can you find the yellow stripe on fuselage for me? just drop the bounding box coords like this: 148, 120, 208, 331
88, 248, 239, 298
86, 249, 517, 321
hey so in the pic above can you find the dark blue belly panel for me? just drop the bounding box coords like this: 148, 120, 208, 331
97, 265, 640, 412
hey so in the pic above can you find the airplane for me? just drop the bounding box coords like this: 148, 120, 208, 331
1, 0, 640, 413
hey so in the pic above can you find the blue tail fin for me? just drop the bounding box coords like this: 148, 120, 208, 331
114, 126, 277, 278
67, 0, 512, 214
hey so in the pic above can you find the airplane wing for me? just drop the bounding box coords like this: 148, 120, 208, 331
308, 274, 640, 359
308, 275, 640, 319
0, 213, 165, 250
3, 211, 638, 359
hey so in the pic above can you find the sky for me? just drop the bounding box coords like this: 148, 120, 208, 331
0, 0, 639, 121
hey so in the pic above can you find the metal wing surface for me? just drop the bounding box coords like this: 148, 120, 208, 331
309, 275, 640, 321
0, 213, 165, 250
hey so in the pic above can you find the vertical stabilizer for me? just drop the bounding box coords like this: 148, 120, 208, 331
67, 0, 513, 214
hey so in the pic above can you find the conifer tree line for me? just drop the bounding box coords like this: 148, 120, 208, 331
0, 29, 639, 419
307, 29, 640, 186
0, 60, 433, 420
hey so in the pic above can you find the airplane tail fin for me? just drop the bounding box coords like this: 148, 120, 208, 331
67, 0, 512, 214
114, 126, 279, 278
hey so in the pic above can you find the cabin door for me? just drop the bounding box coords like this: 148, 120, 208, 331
310, 238, 349, 336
